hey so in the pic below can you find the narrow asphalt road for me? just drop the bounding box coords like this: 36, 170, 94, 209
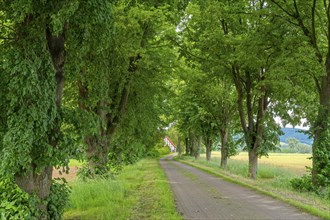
160, 154, 319, 220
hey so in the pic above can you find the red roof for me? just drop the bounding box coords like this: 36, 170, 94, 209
165, 136, 176, 148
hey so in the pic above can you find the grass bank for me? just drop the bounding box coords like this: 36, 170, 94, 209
64, 158, 181, 220
177, 153, 330, 220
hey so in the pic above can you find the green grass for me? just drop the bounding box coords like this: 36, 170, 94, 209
68, 159, 83, 167
177, 153, 330, 220
194, 155, 295, 179
64, 158, 181, 220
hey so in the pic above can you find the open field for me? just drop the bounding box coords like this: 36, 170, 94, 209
52, 160, 83, 182
211, 152, 312, 175
64, 158, 181, 220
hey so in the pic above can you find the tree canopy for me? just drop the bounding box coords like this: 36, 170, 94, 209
1, 0, 329, 218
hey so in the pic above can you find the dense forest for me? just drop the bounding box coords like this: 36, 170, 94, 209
1, 0, 330, 219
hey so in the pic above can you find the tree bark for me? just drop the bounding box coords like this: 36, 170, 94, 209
185, 137, 189, 155
205, 137, 212, 161
312, 60, 330, 185
194, 136, 202, 160
177, 136, 182, 156
248, 147, 258, 179
232, 66, 268, 179
190, 133, 195, 157
311, 9, 330, 185
85, 135, 109, 176
15, 166, 53, 219
86, 101, 111, 176
220, 128, 229, 168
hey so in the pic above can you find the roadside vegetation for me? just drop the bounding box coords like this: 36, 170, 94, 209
176, 152, 330, 219
2, 1, 330, 219
64, 158, 181, 220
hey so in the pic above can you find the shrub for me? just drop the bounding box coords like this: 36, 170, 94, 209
290, 174, 330, 200
0, 176, 71, 219
290, 175, 314, 192
157, 146, 170, 156
47, 178, 71, 219
0, 176, 37, 219
146, 148, 160, 158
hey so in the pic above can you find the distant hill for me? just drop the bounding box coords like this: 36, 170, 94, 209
280, 127, 313, 145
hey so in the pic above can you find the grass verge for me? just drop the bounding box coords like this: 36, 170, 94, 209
176, 155, 330, 220
63, 158, 181, 220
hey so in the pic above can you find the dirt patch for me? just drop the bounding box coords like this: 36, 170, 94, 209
53, 166, 79, 182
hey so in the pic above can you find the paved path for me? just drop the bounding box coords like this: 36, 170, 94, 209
160, 155, 319, 220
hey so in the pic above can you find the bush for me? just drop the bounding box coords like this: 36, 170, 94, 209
0, 176, 37, 219
290, 175, 314, 192
0, 176, 71, 219
290, 174, 330, 200
48, 178, 71, 219
146, 148, 160, 158
157, 146, 170, 156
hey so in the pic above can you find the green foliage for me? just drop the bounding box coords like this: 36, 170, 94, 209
313, 127, 330, 187
146, 148, 161, 158
0, 176, 71, 219
291, 173, 330, 200
1, 36, 57, 175
268, 0, 330, 189
157, 146, 171, 156
291, 175, 314, 192
47, 178, 71, 219
0, 177, 37, 219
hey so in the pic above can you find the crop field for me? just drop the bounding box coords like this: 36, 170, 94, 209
201, 152, 312, 176
231, 152, 311, 174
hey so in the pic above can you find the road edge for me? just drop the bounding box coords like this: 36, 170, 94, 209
175, 158, 330, 220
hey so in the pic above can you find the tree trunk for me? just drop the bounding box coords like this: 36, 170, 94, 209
220, 128, 229, 168
205, 137, 212, 161
248, 147, 258, 179
87, 101, 111, 176
86, 135, 110, 176
190, 135, 195, 157
233, 67, 268, 179
312, 59, 330, 186
177, 136, 182, 156
194, 136, 202, 160
116, 145, 123, 165
15, 166, 53, 219
185, 137, 189, 155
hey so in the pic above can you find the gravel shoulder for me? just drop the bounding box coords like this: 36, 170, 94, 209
160, 154, 319, 220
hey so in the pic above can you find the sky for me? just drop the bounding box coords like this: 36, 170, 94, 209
274, 116, 309, 130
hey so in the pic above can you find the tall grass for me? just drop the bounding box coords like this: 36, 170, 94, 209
64, 178, 130, 219
64, 159, 181, 220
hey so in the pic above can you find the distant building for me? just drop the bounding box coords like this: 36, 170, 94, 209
164, 136, 176, 152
